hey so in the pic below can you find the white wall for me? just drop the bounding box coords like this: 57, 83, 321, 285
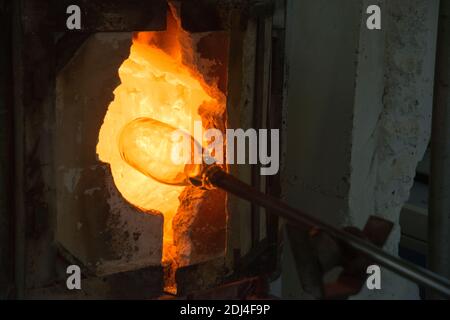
281, 0, 440, 299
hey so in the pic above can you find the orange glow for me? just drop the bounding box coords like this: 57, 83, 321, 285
118, 117, 202, 186
97, 4, 225, 293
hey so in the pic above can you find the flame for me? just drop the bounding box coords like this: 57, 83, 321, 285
97, 4, 225, 293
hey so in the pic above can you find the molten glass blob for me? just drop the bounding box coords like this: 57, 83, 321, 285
119, 117, 202, 186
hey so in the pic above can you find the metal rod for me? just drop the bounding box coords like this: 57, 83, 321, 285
208, 168, 450, 298
0, 0, 14, 298
428, 0, 450, 299
12, 0, 26, 299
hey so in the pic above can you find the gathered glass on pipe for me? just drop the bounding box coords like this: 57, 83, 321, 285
118, 117, 203, 186
118, 116, 450, 298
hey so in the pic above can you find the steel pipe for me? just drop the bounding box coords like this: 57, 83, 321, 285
205, 166, 450, 298
429, 0, 450, 298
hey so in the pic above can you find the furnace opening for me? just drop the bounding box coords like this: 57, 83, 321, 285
96, 4, 229, 294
